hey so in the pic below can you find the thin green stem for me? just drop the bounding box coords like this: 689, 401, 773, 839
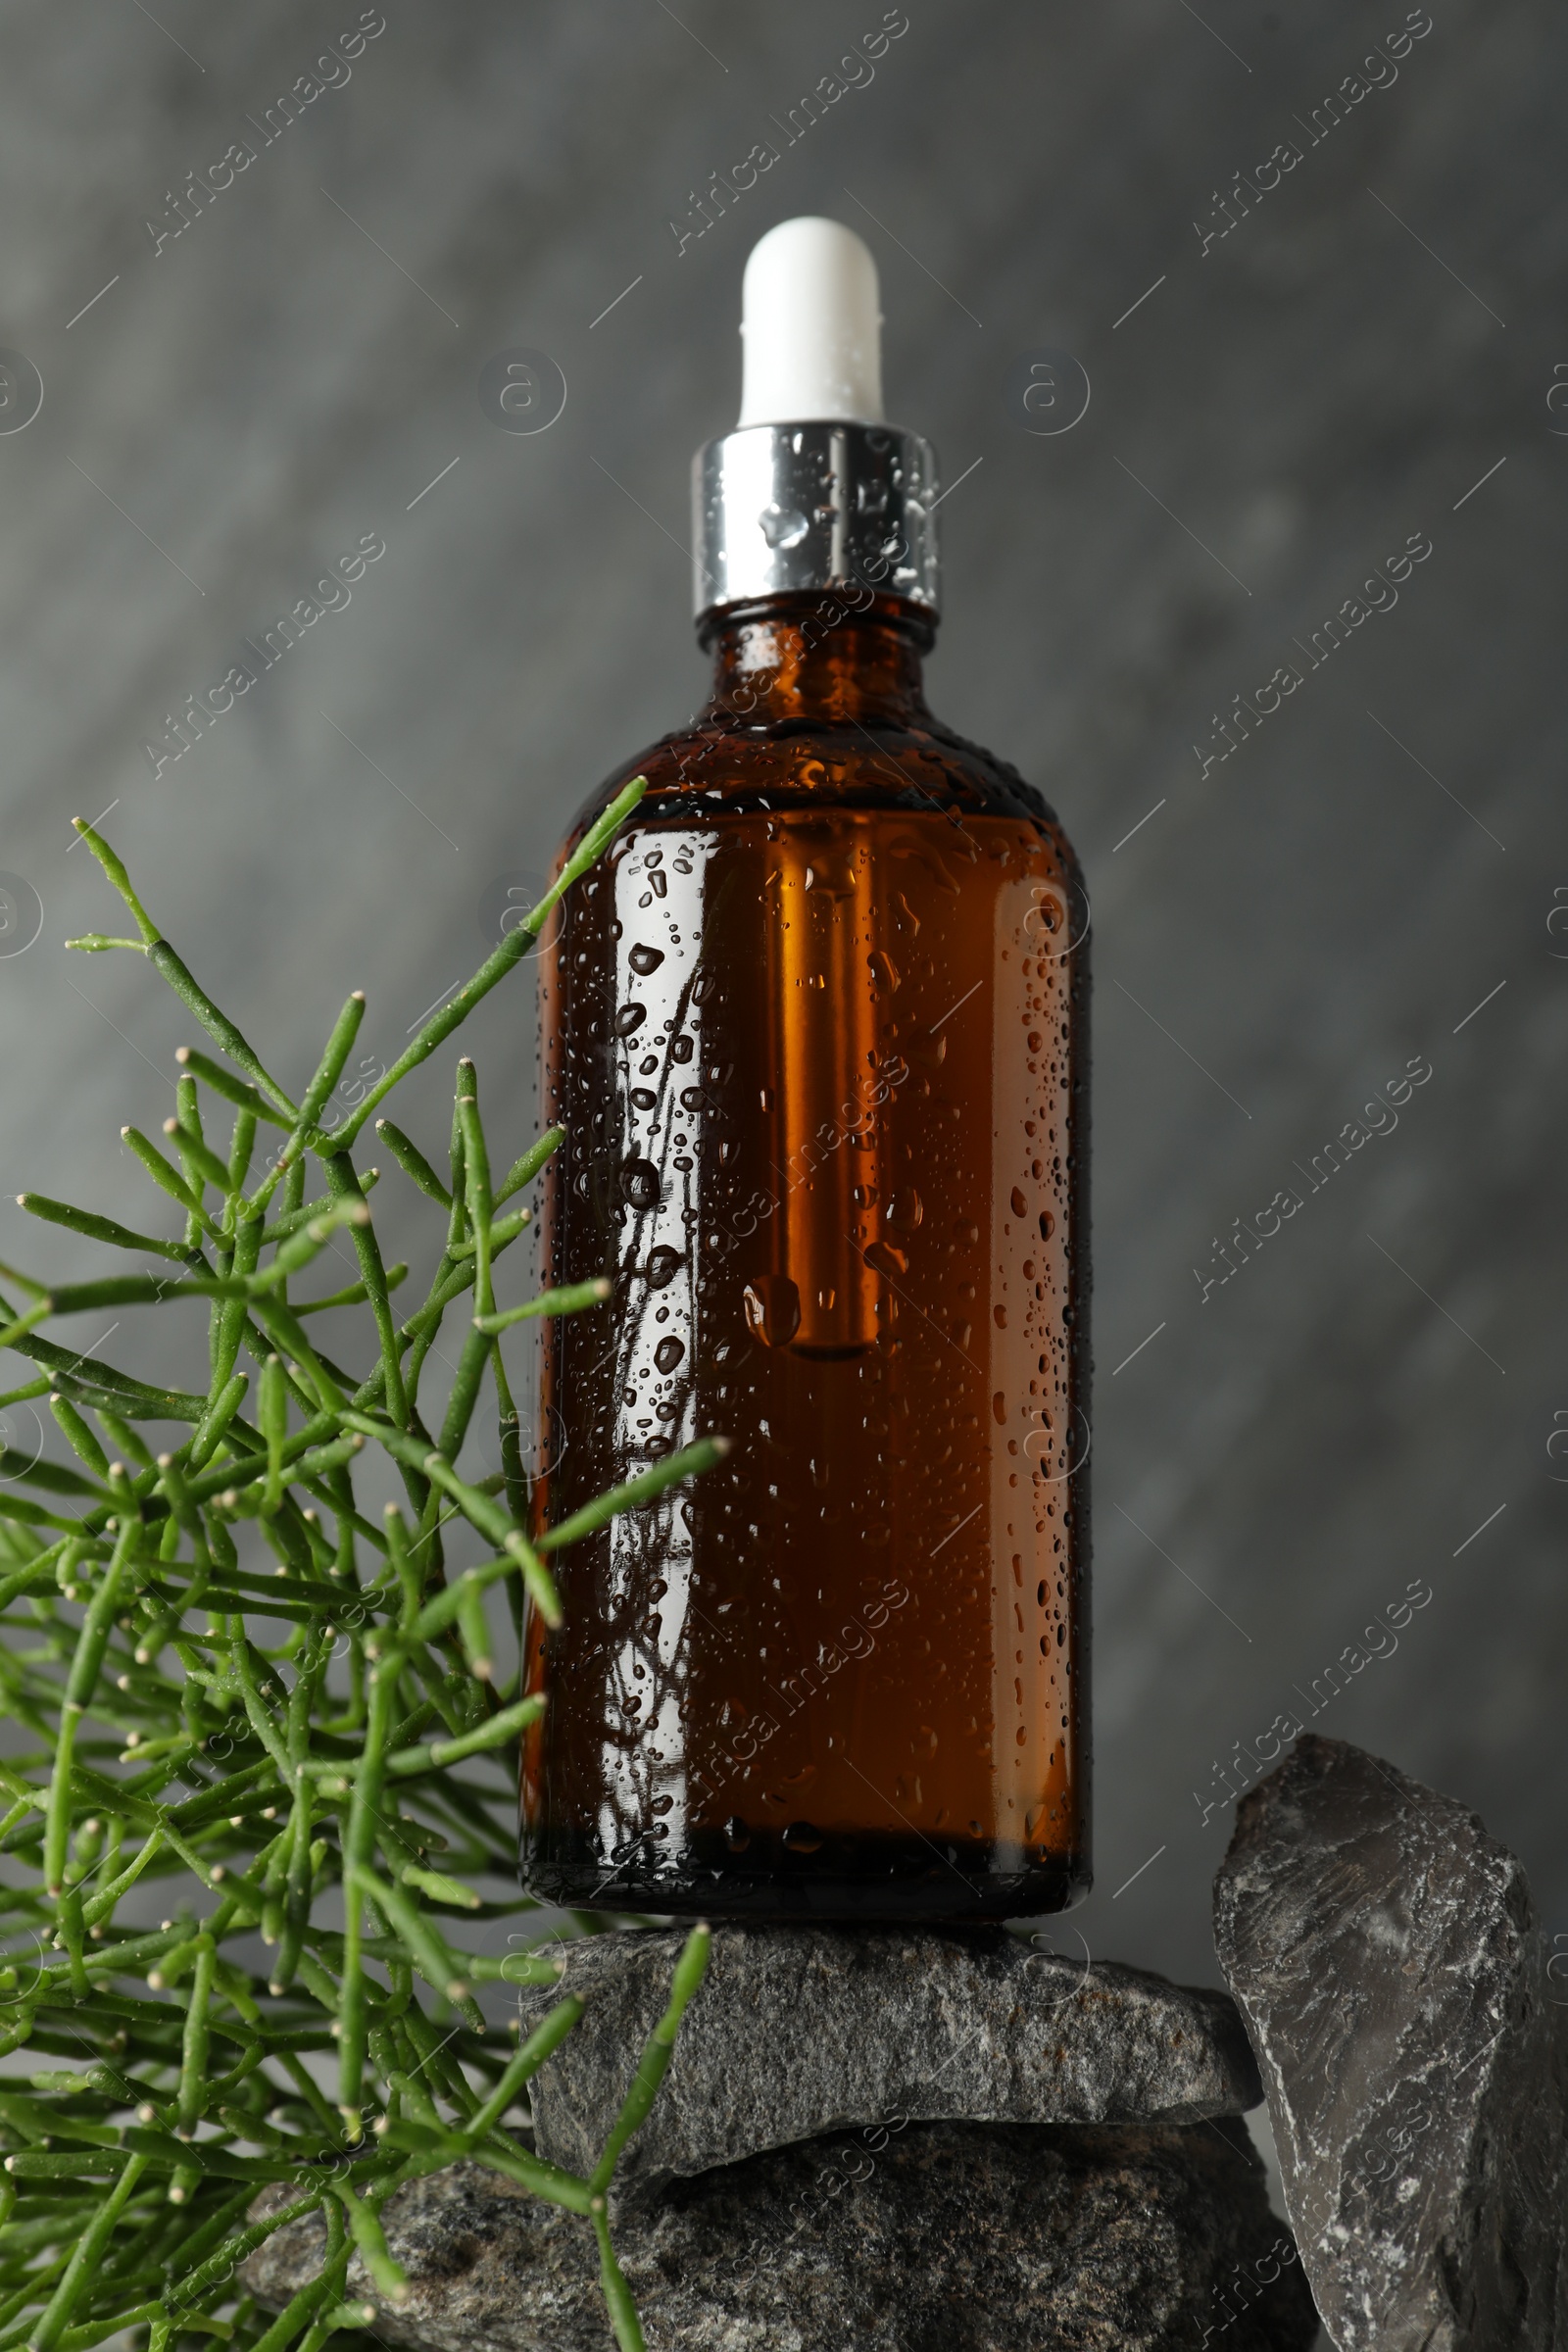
1, 778, 690, 2352
475, 1276, 611, 1335
588, 1925, 711, 2196
323, 779, 647, 1149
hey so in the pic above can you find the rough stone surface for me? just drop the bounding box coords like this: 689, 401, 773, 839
515, 1925, 1262, 2204
1213, 1735, 1568, 2352
244, 2125, 1319, 2352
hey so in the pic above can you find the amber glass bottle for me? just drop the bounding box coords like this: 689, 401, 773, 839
518, 220, 1090, 1920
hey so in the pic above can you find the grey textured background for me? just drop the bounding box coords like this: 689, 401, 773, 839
1, 0, 1562, 2000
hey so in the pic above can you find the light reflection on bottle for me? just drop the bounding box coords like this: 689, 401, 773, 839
766, 821, 883, 1356
595, 836, 712, 1862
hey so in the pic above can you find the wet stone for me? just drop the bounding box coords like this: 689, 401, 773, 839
243, 2124, 1319, 2352
515, 1924, 1263, 2206
1214, 1734, 1568, 2352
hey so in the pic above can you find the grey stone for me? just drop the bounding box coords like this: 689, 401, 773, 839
1213, 1734, 1568, 2352
243, 2123, 1319, 2352
515, 1925, 1262, 2204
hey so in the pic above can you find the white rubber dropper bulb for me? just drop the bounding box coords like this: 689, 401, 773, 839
736, 217, 885, 428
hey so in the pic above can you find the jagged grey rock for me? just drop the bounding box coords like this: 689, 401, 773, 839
244, 2125, 1319, 2352
513, 1924, 1262, 2204
1213, 1734, 1568, 2352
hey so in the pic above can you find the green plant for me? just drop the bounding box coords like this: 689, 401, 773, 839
0, 779, 720, 2352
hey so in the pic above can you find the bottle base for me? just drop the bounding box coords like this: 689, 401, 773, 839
519, 1827, 1091, 1923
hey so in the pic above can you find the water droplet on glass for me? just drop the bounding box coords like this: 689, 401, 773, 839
744, 1274, 801, 1348
1039, 1211, 1054, 1241
646, 1245, 683, 1290
863, 1240, 908, 1279
614, 1003, 647, 1037
782, 1821, 823, 1854
654, 1336, 684, 1374
760, 504, 809, 549
724, 1815, 751, 1852
1010, 1187, 1028, 1218
669, 1035, 694, 1063
620, 1158, 662, 1209
628, 944, 664, 975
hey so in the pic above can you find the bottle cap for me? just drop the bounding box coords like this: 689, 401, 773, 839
737, 217, 884, 428
691, 216, 940, 621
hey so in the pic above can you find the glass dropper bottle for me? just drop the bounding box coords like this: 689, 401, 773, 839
520, 216, 1091, 1921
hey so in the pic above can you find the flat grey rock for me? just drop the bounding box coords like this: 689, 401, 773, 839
244, 2125, 1319, 2352
515, 1925, 1262, 2204
1213, 1735, 1568, 2352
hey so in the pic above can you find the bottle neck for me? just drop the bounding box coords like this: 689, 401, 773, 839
697, 593, 935, 728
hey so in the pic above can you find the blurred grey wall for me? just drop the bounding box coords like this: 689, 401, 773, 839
1, 0, 1563, 1988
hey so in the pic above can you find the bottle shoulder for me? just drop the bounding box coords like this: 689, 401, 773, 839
566, 709, 1083, 883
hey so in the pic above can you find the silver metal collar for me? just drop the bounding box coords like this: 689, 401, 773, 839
691, 420, 940, 619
